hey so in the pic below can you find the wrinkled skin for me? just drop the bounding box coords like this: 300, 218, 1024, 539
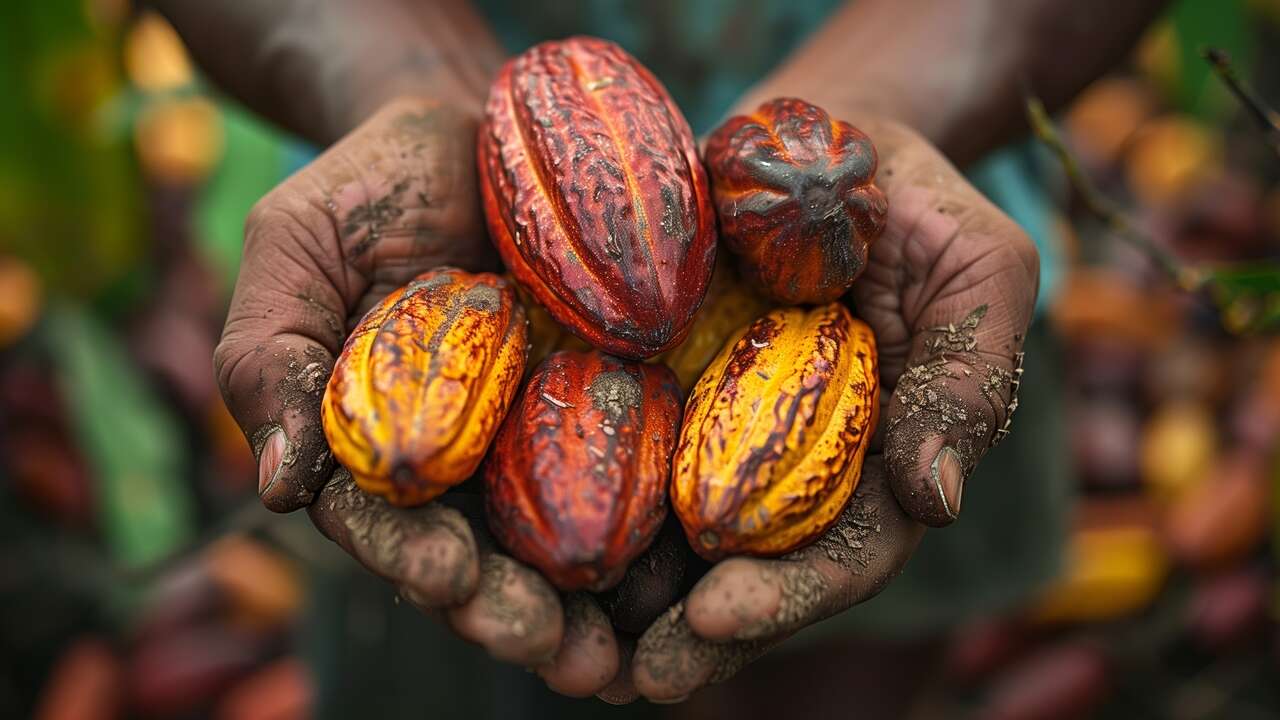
215, 99, 623, 688
215, 97, 1035, 700
625, 114, 1038, 703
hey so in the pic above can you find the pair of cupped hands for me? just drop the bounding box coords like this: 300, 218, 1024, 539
216, 96, 1037, 703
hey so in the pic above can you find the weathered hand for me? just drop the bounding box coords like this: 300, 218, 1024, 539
626, 115, 1039, 703
214, 97, 635, 697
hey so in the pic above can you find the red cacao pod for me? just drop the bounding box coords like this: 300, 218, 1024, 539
980, 641, 1110, 720
478, 36, 716, 359
704, 97, 887, 304
485, 350, 683, 591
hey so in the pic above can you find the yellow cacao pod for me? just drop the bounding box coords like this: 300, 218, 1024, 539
322, 268, 528, 506
516, 279, 591, 369
671, 303, 879, 559
653, 261, 773, 392
1032, 525, 1168, 624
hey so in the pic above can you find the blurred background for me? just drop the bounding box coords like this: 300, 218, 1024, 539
1, 1, 1278, 718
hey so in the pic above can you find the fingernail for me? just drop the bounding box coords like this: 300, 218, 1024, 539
931, 446, 963, 519
258, 430, 287, 496
650, 694, 690, 705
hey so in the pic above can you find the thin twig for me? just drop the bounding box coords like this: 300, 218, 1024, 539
1201, 47, 1280, 158
1024, 96, 1203, 290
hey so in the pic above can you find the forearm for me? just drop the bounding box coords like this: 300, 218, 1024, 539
149, 0, 505, 145
738, 0, 1167, 165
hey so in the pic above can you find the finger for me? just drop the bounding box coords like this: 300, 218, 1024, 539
880, 292, 1030, 527
596, 635, 640, 705
633, 459, 923, 701
216, 98, 493, 512
445, 552, 564, 666
854, 127, 1038, 526
309, 469, 479, 607
536, 593, 620, 697
632, 602, 776, 703
598, 517, 694, 634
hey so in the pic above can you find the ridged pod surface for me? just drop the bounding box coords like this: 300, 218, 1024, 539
652, 261, 774, 392
485, 351, 683, 591
478, 36, 716, 358
322, 268, 528, 506
704, 97, 887, 304
671, 303, 879, 559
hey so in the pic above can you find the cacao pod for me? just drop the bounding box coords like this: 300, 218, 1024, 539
704, 97, 887, 304
672, 303, 879, 560
1163, 449, 1268, 571
478, 36, 716, 359
34, 638, 122, 720
1031, 524, 1167, 624
485, 350, 682, 591
980, 641, 1110, 720
652, 260, 773, 392
322, 268, 528, 506
515, 278, 590, 369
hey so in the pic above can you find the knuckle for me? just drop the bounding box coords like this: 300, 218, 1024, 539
212, 334, 252, 411
245, 191, 331, 252
1008, 228, 1040, 280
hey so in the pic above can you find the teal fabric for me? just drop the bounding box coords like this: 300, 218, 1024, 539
969, 143, 1064, 316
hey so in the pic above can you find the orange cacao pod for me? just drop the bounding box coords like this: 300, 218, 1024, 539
485, 350, 683, 591
672, 303, 879, 559
322, 268, 528, 506
478, 36, 716, 359
704, 98, 887, 304
652, 261, 774, 392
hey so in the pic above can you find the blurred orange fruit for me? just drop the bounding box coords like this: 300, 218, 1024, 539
124, 11, 194, 92
1124, 115, 1223, 208
1032, 523, 1168, 623
0, 255, 41, 347
1140, 400, 1217, 503
205, 536, 301, 631
34, 638, 122, 720
134, 97, 224, 184
1051, 269, 1178, 349
216, 658, 314, 720
207, 398, 255, 492
1163, 450, 1269, 572
1064, 77, 1155, 167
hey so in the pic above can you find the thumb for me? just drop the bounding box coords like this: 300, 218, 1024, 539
882, 303, 1026, 527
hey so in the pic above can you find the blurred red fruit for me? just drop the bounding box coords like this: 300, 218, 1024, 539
34, 638, 123, 720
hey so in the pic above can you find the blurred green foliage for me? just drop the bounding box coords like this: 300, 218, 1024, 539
44, 303, 193, 569
0, 1, 145, 305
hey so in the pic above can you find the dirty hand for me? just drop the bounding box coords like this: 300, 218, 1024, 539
214, 97, 642, 697
626, 115, 1039, 703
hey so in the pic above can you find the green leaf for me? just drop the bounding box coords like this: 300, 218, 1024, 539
194, 103, 292, 293
44, 302, 193, 568
1170, 0, 1252, 118
1209, 263, 1280, 333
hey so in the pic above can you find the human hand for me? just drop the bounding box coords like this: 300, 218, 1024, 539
626, 114, 1039, 702
214, 97, 656, 697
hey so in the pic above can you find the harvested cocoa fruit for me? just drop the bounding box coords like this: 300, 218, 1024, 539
652, 261, 774, 392
671, 303, 879, 560
485, 350, 683, 591
478, 36, 716, 359
704, 97, 887, 304
322, 268, 528, 507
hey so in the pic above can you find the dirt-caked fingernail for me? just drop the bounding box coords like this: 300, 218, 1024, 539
932, 446, 963, 519
258, 429, 287, 496
650, 694, 690, 705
